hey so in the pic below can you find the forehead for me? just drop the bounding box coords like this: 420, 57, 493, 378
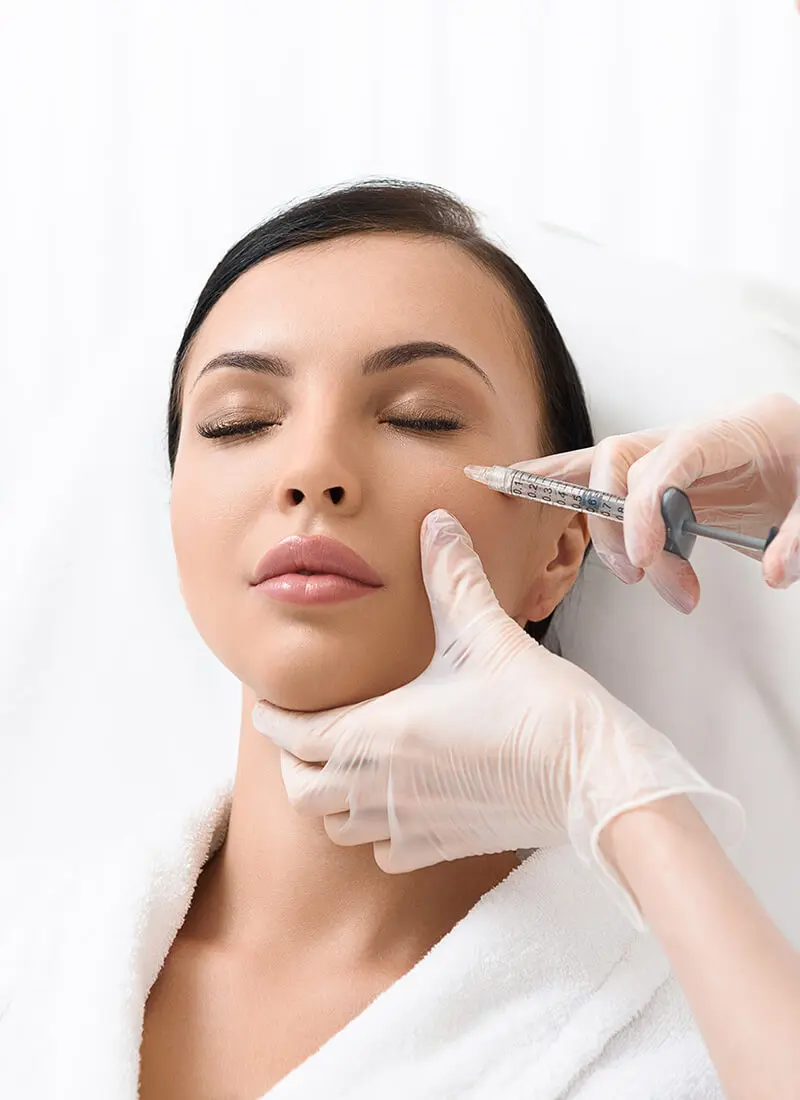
182, 232, 536, 402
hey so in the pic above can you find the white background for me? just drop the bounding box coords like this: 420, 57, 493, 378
1, 0, 798, 424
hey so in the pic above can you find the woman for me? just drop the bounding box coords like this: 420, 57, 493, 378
148, 178, 606, 1097
0, 179, 795, 1099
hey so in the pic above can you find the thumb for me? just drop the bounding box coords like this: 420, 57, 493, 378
252, 695, 368, 764
420, 509, 526, 666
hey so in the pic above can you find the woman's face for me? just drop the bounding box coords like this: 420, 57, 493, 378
171, 232, 586, 710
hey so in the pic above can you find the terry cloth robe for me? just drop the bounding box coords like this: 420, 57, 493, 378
0, 777, 723, 1099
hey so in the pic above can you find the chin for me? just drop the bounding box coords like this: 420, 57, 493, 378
246, 637, 434, 713
260, 680, 375, 713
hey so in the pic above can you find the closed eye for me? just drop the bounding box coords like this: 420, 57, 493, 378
386, 416, 463, 432
196, 417, 276, 440
195, 413, 465, 441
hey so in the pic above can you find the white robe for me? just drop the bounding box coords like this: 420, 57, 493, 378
0, 777, 723, 1099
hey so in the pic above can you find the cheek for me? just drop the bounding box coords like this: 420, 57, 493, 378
169, 471, 240, 603
475, 521, 539, 613
426, 485, 546, 616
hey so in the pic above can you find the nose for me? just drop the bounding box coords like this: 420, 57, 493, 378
274, 465, 363, 516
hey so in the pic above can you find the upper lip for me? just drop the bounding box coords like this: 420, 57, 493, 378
251, 535, 385, 587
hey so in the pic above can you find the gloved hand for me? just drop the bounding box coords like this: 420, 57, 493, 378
252, 509, 744, 929
511, 392, 800, 613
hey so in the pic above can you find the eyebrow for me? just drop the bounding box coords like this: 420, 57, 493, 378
188, 341, 496, 396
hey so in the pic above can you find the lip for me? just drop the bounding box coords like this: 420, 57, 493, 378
250, 535, 385, 589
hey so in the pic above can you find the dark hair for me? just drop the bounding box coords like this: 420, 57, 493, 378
166, 178, 594, 644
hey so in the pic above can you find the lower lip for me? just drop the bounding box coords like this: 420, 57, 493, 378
253, 573, 382, 605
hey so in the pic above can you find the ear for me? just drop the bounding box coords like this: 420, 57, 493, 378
518, 512, 590, 623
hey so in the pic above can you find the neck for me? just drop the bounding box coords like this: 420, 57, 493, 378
181, 684, 520, 971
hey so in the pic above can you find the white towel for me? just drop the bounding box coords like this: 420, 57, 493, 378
0, 776, 722, 1099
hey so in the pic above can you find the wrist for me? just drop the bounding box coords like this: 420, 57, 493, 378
597, 794, 719, 919
599, 792, 706, 866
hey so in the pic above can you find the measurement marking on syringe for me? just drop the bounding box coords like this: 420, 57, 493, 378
506, 470, 626, 520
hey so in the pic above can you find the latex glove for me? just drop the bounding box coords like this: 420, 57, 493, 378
252, 509, 744, 929
511, 392, 800, 613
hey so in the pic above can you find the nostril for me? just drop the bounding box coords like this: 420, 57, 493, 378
327, 486, 345, 504
290, 488, 304, 504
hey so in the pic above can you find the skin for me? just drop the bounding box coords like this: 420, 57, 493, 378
167, 231, 587, 967
600, 796, 800, 1100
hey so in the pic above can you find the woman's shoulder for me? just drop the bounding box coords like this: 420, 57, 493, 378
0, 784, 232, 1095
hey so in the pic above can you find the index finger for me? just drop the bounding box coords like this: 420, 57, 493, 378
252, 696, 369, 763
508, 445, 597, 485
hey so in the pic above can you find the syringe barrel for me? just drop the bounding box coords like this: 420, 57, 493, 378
505, 468, 626, 521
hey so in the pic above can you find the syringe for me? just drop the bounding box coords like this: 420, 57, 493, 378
463, 464, 780, 561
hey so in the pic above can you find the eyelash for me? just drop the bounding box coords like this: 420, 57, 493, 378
196, 414, 464, 440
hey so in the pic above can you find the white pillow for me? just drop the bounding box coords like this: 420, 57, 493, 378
505, 223, 800, 945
